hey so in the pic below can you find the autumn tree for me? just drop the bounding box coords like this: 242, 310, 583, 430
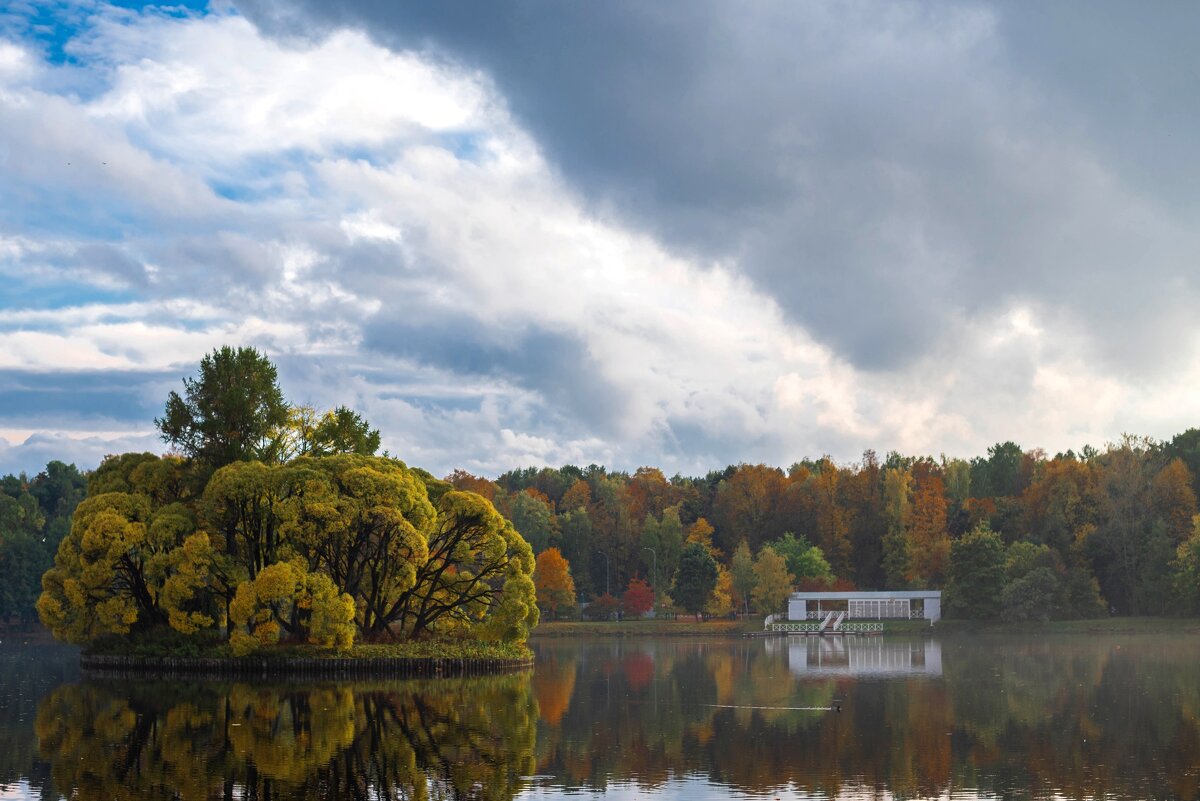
1152, 458, 1197, 544
712, 464, 786, 555
800, 460, 853, 576
751, 545, 793, 615
446, 470, 499, 501
706, 566, 734, 618
228, 558, 356, 655
685, 517, 719, 558
622, 577, 655, 618
907, 469, 950, 587
535, 548, 577, 619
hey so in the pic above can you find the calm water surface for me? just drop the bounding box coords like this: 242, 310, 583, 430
2, 632, 1199, 800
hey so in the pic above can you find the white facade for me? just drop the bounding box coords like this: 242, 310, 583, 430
787, 590, 942, 623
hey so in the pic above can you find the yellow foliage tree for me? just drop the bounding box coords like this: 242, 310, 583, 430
751, 545, 794, 615
706, 565, 734, 617
229, 559, 355, 656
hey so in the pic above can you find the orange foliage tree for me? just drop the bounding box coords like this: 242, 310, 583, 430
534, 548, 577, 619
907, 471, 950, 587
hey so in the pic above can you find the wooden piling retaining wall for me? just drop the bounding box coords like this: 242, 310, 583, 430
80, 653, 534, 679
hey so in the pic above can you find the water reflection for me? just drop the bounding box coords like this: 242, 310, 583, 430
34, 673, 536, 801
781, 636, 943, 677
6, 634, 1200, 800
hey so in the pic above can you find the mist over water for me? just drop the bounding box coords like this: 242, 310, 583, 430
2, 633, 1198, 800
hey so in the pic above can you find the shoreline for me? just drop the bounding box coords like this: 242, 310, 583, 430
79, 652, 535, 678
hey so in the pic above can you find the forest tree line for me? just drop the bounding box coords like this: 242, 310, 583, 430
456, 434, 1200, 621
4, 348, 1200, 626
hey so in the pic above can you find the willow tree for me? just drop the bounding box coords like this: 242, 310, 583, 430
36, 453, 206, 643
391, 491, 538, 641
288, 454, 435, 638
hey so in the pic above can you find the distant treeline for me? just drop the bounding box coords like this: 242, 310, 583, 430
5, 422, 1200, 624
454, 433, 1200, 620
0, 462, 87, 629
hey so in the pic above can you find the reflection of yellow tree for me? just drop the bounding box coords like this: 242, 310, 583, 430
36, 672, 537, 801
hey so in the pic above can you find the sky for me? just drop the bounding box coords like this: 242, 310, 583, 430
2, 1, 1199, 479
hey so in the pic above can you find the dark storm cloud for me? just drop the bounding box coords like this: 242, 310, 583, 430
363, 312, 629, 436
238, 0, 1200, 374
0, 368, 171, 424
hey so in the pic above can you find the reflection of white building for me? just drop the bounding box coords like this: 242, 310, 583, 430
788, 590, 941, 623
788, 637, 943, 677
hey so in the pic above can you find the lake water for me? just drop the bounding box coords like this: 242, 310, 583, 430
2, 632, 1199, 800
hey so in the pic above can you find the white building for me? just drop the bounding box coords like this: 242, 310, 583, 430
787, 590, 941, 623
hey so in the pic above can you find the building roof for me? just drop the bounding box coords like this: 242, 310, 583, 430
789, 590, 941, 600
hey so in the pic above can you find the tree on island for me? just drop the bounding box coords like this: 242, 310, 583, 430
38, 347, 537, 655
156, 346, 290, 471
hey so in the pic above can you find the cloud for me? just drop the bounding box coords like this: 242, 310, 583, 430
2, 2, 1200, 481
238, 0, 1200, 376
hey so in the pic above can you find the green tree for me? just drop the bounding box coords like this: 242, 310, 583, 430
672, 542, 718, 618
1171, 521, 1200, 615
509, 491, 558, 555
310, 406, 382, 456
770, 532, 833, 585
944, 523, 1006, 620
156, 345, 289, 472
730, 540, 756, 615
751, 545, 794, 615
657, 506, 686, 594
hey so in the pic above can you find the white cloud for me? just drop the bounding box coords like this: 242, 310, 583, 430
2, 4, 1199, 480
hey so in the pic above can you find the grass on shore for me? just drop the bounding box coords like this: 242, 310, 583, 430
531, 616, 767, 637
86, 628, 533, 662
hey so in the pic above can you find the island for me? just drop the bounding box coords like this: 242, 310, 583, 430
35, 347, 538, 675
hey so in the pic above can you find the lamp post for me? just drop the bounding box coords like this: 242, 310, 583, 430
641, 546, 658, 594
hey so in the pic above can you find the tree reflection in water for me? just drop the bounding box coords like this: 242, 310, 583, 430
35, 672, 537, 801
23, 635, 1200, 800
528, 636, 1200, 800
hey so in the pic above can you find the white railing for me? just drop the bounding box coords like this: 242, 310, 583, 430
769, 621, 824, 633
909, 609, 924, 619
768, 620, 883, 634
840, 621, 884, 633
